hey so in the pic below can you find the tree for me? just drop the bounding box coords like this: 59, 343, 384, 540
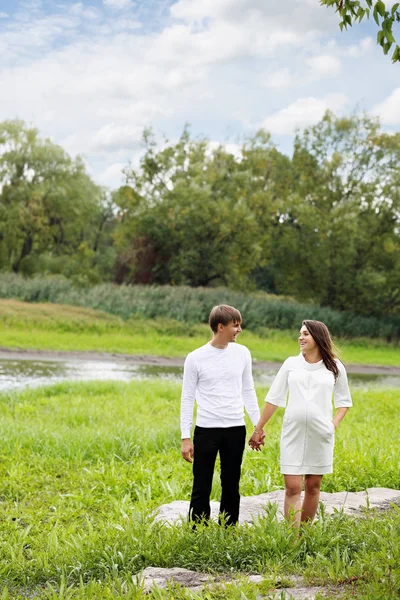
114, 128, 290, 288
114, 118, 400, 317
0, 120, 116, 282
321, 0, 400, 62
269, 111, 400, 316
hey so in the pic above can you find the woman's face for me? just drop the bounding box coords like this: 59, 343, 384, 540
298, 325, 318, 353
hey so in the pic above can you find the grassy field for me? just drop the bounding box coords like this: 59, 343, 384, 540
0, 299, 399, 366
0, 379, 398, 599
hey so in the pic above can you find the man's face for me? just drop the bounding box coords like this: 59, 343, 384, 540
220, 320, 242, 342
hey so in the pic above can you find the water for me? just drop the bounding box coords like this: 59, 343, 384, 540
0, 358, 182, 392
0, 357, 398, 393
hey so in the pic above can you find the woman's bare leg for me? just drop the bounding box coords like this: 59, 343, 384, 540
301, 474, 323, 522
284, 475, 303, 528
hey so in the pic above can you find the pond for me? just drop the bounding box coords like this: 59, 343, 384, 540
0, 357, 399, 392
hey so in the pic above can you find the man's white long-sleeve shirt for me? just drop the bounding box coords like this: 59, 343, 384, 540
180, 342, 260, 439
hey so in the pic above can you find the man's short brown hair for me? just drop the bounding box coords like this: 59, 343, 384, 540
208, 304, 242, 333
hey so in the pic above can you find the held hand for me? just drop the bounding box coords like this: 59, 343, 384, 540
248, 430, 265, 451
181, 439, 194, 463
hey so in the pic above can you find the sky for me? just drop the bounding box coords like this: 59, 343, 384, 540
0, 0, 399, 189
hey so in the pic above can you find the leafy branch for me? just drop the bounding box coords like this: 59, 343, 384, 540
320, 0, 400, 62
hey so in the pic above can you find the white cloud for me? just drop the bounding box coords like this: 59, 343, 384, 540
69, 3, 99, 19
207, 140, 243, 159
166, 0, 342, 67
0, 12, 86, 66
171, 0, 337, 32
263, 54, 341, 90
92, 124, 144, 152
373, 88, 400, 125
306, 54, 341, 77
0, 0, 394, 189
346, 37, 373, 58
0, 12, 9, 19
103, 0, 133, 8
264, 68, 294, 90
96, 162, 127, 186
261, 94, 349, 135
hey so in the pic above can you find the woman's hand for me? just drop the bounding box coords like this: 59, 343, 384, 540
332, 407, 349, 431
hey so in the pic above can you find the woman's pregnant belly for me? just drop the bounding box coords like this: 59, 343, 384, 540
285, 405, 333, 435
281, 405, 334, 466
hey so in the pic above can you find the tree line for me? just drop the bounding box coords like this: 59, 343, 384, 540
0, 113, 399, 319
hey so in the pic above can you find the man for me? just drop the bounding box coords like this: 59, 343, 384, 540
180, 304, 262, 527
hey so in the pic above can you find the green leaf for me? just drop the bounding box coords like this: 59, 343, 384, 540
376, 1, 386, 17
373, 6, 380, 24
385, 28, 396, 44
391, 45, 400, 62
377, 29, 385, 44
357, 7, 365, 21
392, 2, 400, 12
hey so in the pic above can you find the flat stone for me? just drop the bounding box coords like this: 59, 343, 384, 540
140, 566, 219, 592
247, 574, 264, 584
267, 587, 325, 600
140, 567, 328, 598
155, 487, 400, 525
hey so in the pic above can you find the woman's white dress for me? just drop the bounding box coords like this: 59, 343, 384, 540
266, 354, 352, 475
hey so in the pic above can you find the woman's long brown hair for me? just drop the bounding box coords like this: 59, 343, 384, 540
302, 320, 339, 381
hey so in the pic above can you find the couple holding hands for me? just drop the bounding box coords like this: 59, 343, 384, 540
180, 304, 352, 528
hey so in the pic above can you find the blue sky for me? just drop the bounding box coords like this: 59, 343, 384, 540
0, 0, 399, 188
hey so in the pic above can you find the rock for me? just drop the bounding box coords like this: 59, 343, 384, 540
268, 588, 325, 600
148, 490, 400, 596
140, 567, 328, 598
140, 566, 219, 592
155, 488, 400, 525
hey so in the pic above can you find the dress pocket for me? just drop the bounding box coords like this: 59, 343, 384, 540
326, 419, 335, 434
318, 418, 334, 438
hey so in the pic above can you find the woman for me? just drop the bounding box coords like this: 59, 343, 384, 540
249, 320, 352, 527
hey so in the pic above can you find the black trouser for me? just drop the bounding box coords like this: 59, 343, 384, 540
189, 425, 246, 527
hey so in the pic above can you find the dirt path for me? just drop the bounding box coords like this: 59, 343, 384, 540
0, 347, 399, 375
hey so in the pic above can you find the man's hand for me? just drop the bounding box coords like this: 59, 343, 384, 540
181, 438, 194, 463
248, 430, 265, 451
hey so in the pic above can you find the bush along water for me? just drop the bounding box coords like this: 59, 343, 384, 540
0, 273, 399, 340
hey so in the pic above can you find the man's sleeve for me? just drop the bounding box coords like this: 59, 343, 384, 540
242, 350, 260, 426
180, 354, 198, 439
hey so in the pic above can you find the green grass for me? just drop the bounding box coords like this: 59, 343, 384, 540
0, 379, 399, 598
1, 273, 399, 341
0, 299, 400, 366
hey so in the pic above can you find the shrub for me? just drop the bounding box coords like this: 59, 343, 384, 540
0, 273, 399, 339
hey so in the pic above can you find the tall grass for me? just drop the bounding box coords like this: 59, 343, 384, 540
2, 298, 400, 365
0, 380, 398, 598
0, 274, 399, 339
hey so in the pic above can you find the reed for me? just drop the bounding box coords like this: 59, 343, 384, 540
0, 274, 399, 339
